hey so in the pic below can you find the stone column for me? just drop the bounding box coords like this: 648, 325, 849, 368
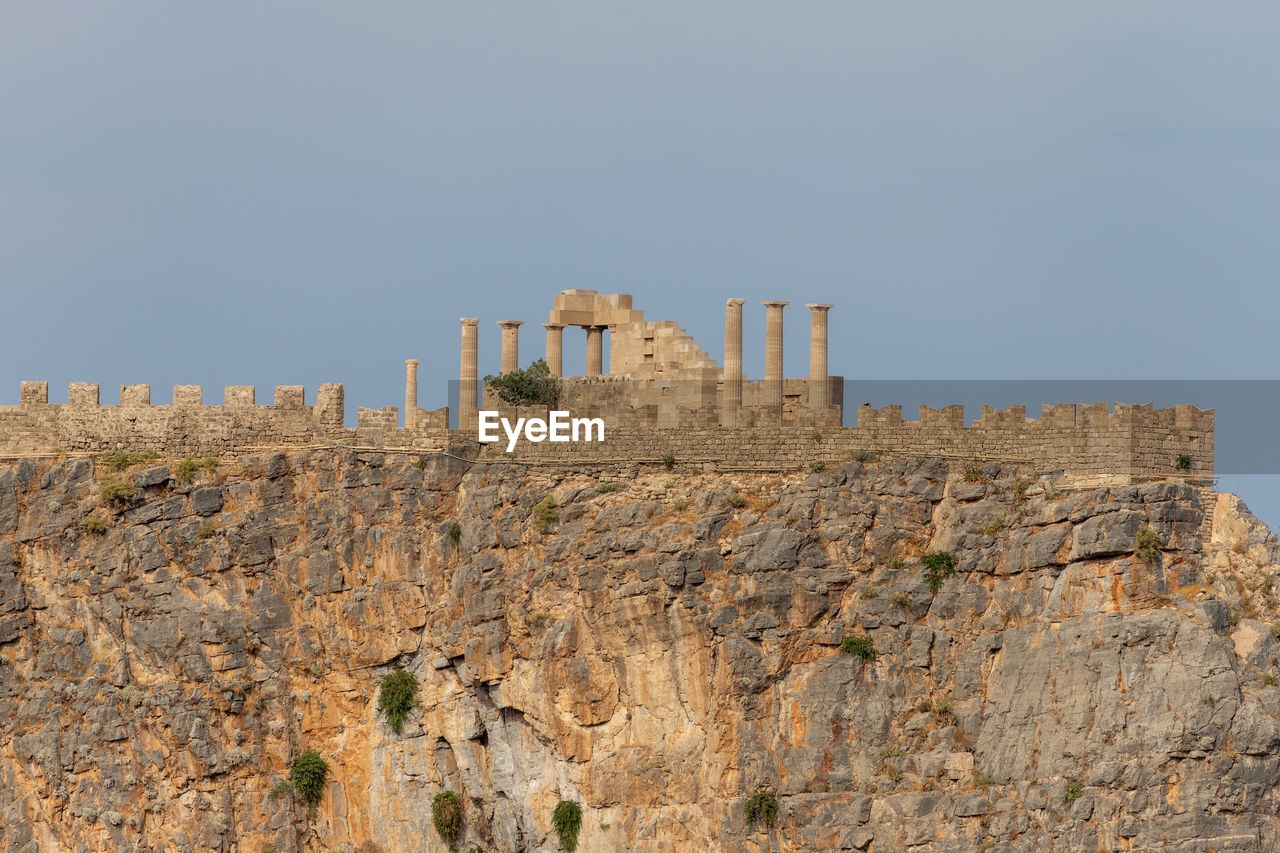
762, 300, 788, 421
459, 318, 479, 433
404, 359, 419, 429
805, 304, 833, 411
498, 321, 523, 374
585, 325, 605, 376
542, 323, 564, 376
721, 298, 745, 427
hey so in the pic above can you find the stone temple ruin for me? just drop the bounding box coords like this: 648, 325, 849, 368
1, 289, 1214, 485
450, 290, 842, 431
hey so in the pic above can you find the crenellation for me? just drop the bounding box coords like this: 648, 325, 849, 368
68, 383, 99, 407
225, 385, 255, 407
274, 385, 305, 408
173, 385, 202, 406
120, 384, 151, 407
20, 381, 48, 406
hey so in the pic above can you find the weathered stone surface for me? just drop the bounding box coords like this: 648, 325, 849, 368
0, 454, 1273, 852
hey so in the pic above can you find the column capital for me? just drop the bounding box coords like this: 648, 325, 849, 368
542, 322, 565, 330
805, 303, 834, 311
727, 297, 745, 307
460, 317, 479, 327
762, 300, 790, 308
405, 358, 420, 367
497, 320, 524, 328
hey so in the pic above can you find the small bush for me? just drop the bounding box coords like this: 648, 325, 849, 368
597, 482, 618, 493
176, 457, 199, 485
922, 551, 958, 594
552, 800, 583, 851
743, 787, 778, 828
448, 522, 462, 548
891, 591, 911, 607
672, 498, 689, 511
199, 521, 218, 539
378, 669, 419, 735
887, 556, 904, 570
432, 790, 465, 847
963, 466, 984, 483
1176, 453, 1193, 471
1135, 523, 1162, 563
1064, 781, 1083, 804
850, 449, 871, 462
976, 517, 1004, 536
289, 750, 329, 806
101, 478, 135, 510
662, 454, 676, 470
810, 462, 826, 473
416, 456, 429, 471
103, 450, 158, 471
202, 456, 219, 471
80, 516, 107, 534
531, 495, 559, 532
484, 359, 560, 407
1013, 478, 1035, 501
858, 587, 878, 600
726, 491, 747, 508
932, 698, 956, 725
840, 634, 877, 662
971, 769, 993, 788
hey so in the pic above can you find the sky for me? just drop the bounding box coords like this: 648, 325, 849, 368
2, 3, 1279, 523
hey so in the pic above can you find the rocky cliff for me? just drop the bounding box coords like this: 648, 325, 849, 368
1, 450, 1278, 852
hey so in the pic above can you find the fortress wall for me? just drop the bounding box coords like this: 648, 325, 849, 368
0, 382, 1213, 484
0, 383, 347, 457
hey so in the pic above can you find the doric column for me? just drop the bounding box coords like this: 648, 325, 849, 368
404, 359, 419, 429
459, 318, 479, 433
805, 304, 833, 411
542, 323, 565, 376
762, 300, 788, 420
498, 321, 523, 374
585, 326, 605, 376
721, 298, 745, 427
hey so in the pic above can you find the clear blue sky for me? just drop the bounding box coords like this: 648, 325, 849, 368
3, 4, 1278, 523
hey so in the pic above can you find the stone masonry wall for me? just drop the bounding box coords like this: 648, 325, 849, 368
1, 383, 1213, 486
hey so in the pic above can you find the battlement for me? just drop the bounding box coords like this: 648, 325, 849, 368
0, 382, 346, 456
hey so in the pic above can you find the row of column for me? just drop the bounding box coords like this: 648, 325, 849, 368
447, 302, 832, 431
722, 300, 831, 425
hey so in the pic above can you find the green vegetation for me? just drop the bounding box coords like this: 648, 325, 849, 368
1064, 781, 1083, 804
448, 522, 462, 548
891, 591, 911, 607
963, 466, 985, 483
199, 521, 218, 539
1013, 478, 1035, 502
887, 556, 905, 570
176, 456, 199, 485
80, 516, 107, 534
1176, 453, 1193, 471
432, 790, 465, 848
483, 359, 559, 407
288, 750, 329, 806
201, 455, 219, 471
971, 769, 993, 788
552, 800, 583, 851
1135, 523, 1162, 563
932, 698, 956, 726
743, 787, 779, 828
416, 455, 429, 471
726, 491, 747, 508
531, 495, 559, 532
810, 462, 826, 473
100, 478, 135, 510
103, 450, 159, 471
672, 498, 689, 511
662, 454, 677, 470
850, 449, 871, 462
922, 551, 958, 594
976, 517, 1005, 536
597, 481, 618, 493
840, 634, 877, 663
377, 669, 419, 735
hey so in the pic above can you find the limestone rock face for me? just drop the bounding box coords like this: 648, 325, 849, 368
0, 452, 1278, 851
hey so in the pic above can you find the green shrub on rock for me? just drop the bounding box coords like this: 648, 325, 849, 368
432, 790, 464, 848
289, 750, 329, 806
744, 787, 778, 828
377, 669, 419, 735
552, 800, 583, 851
